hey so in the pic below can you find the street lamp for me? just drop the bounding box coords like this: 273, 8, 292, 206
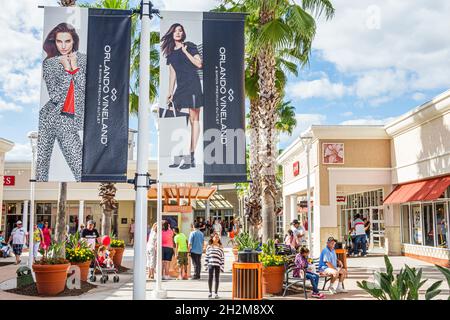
27, 131, 38, 268
300, 135, 313, 253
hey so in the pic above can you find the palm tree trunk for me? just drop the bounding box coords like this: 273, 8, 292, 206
102, 208, 112, 236
99, 182, 118, 236
257, 41, 279, 242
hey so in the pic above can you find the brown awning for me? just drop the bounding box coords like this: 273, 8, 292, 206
384, 176, 450, 204
147, 185, 216, 205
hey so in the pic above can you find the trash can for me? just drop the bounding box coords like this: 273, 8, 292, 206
232, 262, 262, 300
16, 266, 34, 288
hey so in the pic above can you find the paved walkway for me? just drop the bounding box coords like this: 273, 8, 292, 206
0, 248, 448, 300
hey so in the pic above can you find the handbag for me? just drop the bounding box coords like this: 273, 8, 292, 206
159, 101, 189, 125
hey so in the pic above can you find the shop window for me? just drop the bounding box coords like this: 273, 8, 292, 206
6, 203, 17, 214
435, 203, 448, 248
423, 204, 434, 247
411, 205, 422, 245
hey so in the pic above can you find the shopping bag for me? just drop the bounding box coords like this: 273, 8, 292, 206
159, 101, 189, 125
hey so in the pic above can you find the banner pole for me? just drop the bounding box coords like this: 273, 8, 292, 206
27, 131, 38, 269
133, 0, 152, 300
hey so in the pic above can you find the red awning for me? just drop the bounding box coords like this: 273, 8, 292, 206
384, 176, 450, 204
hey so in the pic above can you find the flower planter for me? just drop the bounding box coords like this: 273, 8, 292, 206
111, 247, 125, 267
32, 263, 70, 296
262, 265, 285, 295
70, 261, 91, 282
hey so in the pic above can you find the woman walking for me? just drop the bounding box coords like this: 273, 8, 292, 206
146, 223, 157, 280
36, 22, 87, 181
41, 221, 52, 253
161, 221, 174, 280
32, 225, 43, 263
161, 23, 203, 170
205, 232, 225, 299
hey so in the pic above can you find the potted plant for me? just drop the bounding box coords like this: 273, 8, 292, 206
32, 241, 70, 296
110, 237, 125, 267
65, 232, 95, 282
234, 232, 260, 263
259, 239, 286, 295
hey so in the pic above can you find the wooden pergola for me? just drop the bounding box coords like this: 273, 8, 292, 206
147, 185, 217, 206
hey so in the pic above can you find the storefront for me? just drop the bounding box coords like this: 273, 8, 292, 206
278, 89, 450, 265
0, 137, 14, 230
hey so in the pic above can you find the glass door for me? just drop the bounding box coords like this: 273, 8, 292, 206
370, 207, 385, 249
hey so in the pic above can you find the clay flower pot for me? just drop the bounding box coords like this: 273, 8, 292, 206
32, 263, 70, 296
111, 247, 125, 267
70, 261, 91, 282
262, 265, 285, 295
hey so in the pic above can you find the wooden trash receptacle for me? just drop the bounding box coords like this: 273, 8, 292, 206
232, 262, 262, 300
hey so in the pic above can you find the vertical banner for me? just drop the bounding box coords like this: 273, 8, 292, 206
159, 11, 246, 183
36, 7, 131, 183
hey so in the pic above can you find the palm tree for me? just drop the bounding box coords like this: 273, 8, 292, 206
219, 0, 334, 241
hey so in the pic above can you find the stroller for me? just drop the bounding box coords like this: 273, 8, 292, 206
89, 247, 120, 284
1, 244, 12, 258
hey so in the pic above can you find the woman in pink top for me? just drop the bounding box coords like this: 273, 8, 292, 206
161, 221, 174, 279
41, 221, 52, 253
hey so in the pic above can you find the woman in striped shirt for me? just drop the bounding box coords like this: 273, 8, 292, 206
205, 232, 225, 299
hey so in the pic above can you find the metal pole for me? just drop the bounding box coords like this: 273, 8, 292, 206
306, 142, 312, 252
133, 0, 151, 300
28, 132, 37, 268
152, 103, 167, 298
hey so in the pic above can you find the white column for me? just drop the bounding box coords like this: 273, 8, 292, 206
28, 131, 37, 268
283, 195, 290, 234
134, 0, 151, 300
290, 195, 298, 223
78, 200, 84, 230
22, 200, 29, 245
206, 200, 211, 224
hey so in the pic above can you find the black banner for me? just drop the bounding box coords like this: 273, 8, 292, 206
203, 12, 247, 183
82, 9, 131, 182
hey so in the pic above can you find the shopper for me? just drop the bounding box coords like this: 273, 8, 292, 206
213, 219, 222, 237
81, 220, 100, 249
174, 227, 189, 280
8, 221, 28, 265
291, 219, 305, 245
364, 217, 371, 245
284, 229, 298, 250
32, 224, 43, 263
318, 237, 347, 294
205, 232, 225, 299
41, 220, 52, 253
188, 222, 204, 279
161, 221, 174, 280
352, 214, 367, 256
129, 219, 135, 246
294, 247, 325, 299
146, 223, 157, 280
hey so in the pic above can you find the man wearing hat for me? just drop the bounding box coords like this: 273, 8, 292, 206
290, 219, 305, 246
318, 237, 347, 294
8, 220, 28, 265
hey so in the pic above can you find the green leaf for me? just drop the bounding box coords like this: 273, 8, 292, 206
425, 280, 442, 300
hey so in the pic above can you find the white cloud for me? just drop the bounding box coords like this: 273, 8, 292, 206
340, 116, 397, 126
341, 111, 353, 117
312, 0, 450, 103
0, 98, 23, 112
279, 113, 326, 146
412, 92, 426, 102
5, 143, 31, 161
286, 77, 352, 100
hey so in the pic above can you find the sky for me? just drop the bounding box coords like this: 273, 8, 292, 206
1, 0, 449, 161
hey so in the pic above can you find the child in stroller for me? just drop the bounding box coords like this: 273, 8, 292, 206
89, 245, 120, 284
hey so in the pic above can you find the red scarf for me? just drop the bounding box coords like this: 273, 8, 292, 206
61, 68, 80, 115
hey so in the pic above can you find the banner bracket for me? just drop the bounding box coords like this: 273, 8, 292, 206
127, 173, 156, 191
136, 1, 160, 20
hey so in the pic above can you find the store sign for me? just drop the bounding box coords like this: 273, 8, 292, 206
293, 161, 299, 176
3, 176, 15, 186
36, 7, 131, 183
163, 205, 193, 213
336, 196, 346, 203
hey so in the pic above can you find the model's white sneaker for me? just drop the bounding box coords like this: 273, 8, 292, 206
336, 287, 348, 293
328, 286, 336, 294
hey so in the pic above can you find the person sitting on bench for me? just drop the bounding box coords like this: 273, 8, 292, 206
318, 237, 348, 294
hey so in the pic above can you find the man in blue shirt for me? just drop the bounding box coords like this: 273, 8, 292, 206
189, 222, 205, 279
319, 237, 347, 294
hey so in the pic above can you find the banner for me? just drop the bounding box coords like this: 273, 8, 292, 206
159, 11, 246, 183
36, 7, 131, 182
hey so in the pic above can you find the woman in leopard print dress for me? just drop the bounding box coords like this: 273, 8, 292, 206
36, 23, 86, 182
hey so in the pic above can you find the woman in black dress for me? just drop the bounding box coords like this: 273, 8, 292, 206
161, 23, 203, 170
